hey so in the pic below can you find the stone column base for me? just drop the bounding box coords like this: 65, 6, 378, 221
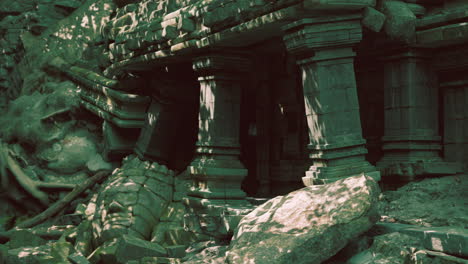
303, 162, 380, 185
188, 157, 247, 199
183, 197, 253, 240
377, 159, 462, 182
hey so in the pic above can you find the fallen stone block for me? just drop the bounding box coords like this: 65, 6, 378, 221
347, 232, 423, 264
381, 1, 416, 42
166, 245, 187, 258
114, 235, 168, 263
362, 7, 386, 32
226, 174, 380, 264
326, 235, 372, 263
5, 241, 74, 264
385, 223, 468, 258
89, 235, 168, 264
165, 226, 197, 246
160, 203, 187, 222
68, 251, 91, 264
421, 249, 468, 263
183, 245, 229, 264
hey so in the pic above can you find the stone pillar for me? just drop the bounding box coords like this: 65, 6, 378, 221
134, 96, 179, 166
377, 49, 461, 181
188, 52, 251, 200
184, 52, 253, 240
283, 16, 380, 185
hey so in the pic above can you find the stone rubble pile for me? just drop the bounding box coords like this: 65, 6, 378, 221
0, 0, 87, 101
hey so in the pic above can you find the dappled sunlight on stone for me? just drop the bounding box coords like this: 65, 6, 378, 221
227, 174, 380, 264
1, 0, 467, 263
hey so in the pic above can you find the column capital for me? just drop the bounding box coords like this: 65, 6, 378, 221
282, 15, 363, 59
192, 51, 252, 75
378, 47, 434, 62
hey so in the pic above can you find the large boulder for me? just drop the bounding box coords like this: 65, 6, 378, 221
226, 174, 380, 264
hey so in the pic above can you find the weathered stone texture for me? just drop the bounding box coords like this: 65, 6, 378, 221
381, 1, 416, 42
283, 17, 380, 185
376, 49, 461, 180
226, 174, 380, 264
362, 7, 386, 32
91, 156, 174, 247
379, 175, 468, 229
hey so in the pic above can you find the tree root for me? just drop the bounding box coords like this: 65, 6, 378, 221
0, 142, 78, 205
0, 225, 74, 243
0, 143, 49, 206
16, 170, 111, 229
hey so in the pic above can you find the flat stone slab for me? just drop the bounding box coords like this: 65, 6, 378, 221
114, 235, 168, 263
372, 223, 468, 258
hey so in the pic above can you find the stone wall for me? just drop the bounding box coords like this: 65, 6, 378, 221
438, 50, 468, 172
443, 83, 468, 172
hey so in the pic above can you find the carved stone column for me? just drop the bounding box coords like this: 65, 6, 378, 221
377, 48, 461, 181
283, 16, 380, 185
134, 96, 179, 165
188, 52, 251, 200
184, 52, 253, 240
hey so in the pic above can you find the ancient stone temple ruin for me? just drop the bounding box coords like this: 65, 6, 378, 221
54, 0, 467, 196
0, 0, 467, 263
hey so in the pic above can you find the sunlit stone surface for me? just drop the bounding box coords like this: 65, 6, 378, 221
226, 174, 380, 264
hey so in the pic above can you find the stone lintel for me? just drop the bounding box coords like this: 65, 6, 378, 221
193, 52, 252, 74
417, 8, 468, 30
416, 20, 468, 48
